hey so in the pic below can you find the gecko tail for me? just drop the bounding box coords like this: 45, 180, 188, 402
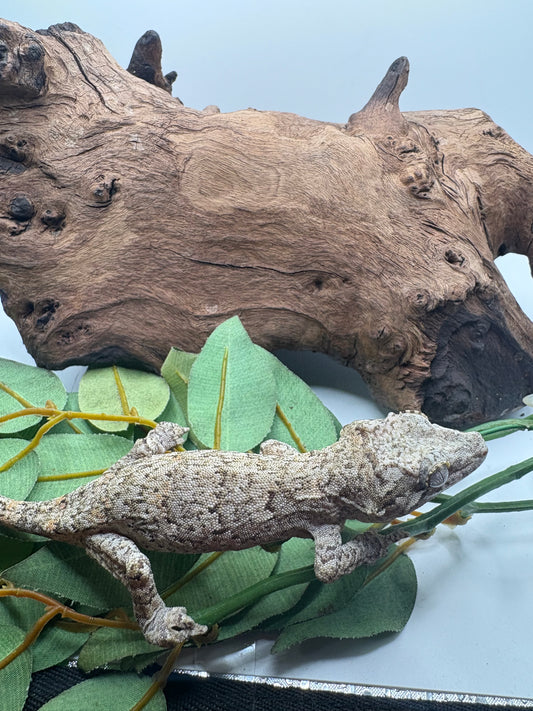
0, 494, 56, 538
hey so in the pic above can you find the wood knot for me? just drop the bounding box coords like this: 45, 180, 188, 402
90, 176, 119, 205
361, 326, 408, 373
9, 195, 35, 221
34, 299, 60, 331
406, 288, 440, 312
444, 248, 465, 266
0, 135, 32, 175
41, 207, 66, 229
0, 25, 47, 101
400, 163, 434, 198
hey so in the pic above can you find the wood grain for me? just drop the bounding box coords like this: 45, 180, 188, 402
1, 19, 532, 426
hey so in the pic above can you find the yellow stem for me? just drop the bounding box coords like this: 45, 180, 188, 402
129, 643, 184, 711
0, 408, 162, 472
0, 588, 138, 630
0, 606, 59, 671
65, 419, 84, 434
0, 406, 158, 429
275, 403, 307, 453
113, 366, 131, 416
0, 406, 55, 424
0, 381, 33, 408
37, 468, 106, 482
213, 348, 228, 450
0, 413, 66, 472
364, 538, 417, 586
0, 587, 139, 670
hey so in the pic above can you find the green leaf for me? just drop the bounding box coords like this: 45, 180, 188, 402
0, 441, 39, 499
0, 358, 67, 434
272, 552, 417, 652
28, 433, 132, 501
78, 367, 170, 432
343, 519, 373, 536
169, 547, 278, 617
3, 543, 131, 610
0, 591, 42, 630
0, 624, 32, 711
270, 562, 367, 630
78, 628, 159, 673
0, 595, 75, 673
0, 532, 35, 568
219, 538, 315, 640
4, 542, 199, 612
187, 317, 276, 450
32, 624, 90, 672
261, 349, 339, 451
156, 391, 187, 427
38, 673, 166, 710
160, 348, 197, 416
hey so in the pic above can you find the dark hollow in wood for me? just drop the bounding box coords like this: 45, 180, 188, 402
0, 19, 532, 427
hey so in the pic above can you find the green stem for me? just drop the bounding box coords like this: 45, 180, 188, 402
386, 457, 533, 538
192, 565, 315, 627
468, 416, 533, 441
192, 538, 415, 629
431, 493, 533, 515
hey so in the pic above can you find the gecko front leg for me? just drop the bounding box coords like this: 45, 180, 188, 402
259, 439, 297, 456
309, 524, 408, 583
105, 422, 189, 475
84, 532, 207, 647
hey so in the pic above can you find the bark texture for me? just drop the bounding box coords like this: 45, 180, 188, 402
0, 19, 532, 427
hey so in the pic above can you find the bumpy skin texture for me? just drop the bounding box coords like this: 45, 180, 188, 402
0, 412, 487, 647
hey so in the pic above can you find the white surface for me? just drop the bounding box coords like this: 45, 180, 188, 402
0, 254, 532, 699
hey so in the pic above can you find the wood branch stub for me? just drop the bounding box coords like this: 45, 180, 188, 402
0, 18, 532, 428
0, 21, 47, 100
127, 29, 177, 96
347, 56, 409, 132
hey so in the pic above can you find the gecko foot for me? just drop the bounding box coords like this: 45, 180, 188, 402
149, 422, 189, 450
143, 606, 208, 648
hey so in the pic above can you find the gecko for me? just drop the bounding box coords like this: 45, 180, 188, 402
0, 411, 487, 648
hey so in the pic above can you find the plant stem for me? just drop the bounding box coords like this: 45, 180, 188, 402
386, 457, 533, 538
129, 643, 184, 711
213, 348, 228, 450
37, 468, 107, 482
469, 415, 533, 441
0, 607, 59, 671
112, 365, 131, 416
192, 565, 316, 627
275, 403, 307, 453
162, 552, 224, 600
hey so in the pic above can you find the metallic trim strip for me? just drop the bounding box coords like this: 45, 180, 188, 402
172, 669, 533, 706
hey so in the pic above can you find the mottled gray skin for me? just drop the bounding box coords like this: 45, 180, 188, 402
0, 412, 487, 647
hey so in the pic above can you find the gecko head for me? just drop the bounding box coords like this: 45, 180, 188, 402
338, 411, 488, 522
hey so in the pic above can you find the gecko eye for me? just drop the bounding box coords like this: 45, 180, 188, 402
427, 462, 449, 488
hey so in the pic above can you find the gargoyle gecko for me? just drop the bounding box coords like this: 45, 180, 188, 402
0, 412, 487, 647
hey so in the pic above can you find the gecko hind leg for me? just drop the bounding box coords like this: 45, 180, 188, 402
309, 524, 409, 583
84, 532, 207, 647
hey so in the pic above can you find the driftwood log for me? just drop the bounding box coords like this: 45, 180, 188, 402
0, 19, 532, 428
